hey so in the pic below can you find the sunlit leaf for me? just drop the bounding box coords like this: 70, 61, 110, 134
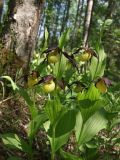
1, 76, 18, 90
45, 97, 63, 124
111, 118, 120, 128
55, 109, 77, 137
104, 19, 113, 26
1, 133, 32, 154
58, 29, 70, 49
89, 47, 106, 80
45, 28, 49, 41
48, 109, 77, 153
75, 111, 83, 142
77, 84, 100, 101
80, 99, 105, 122
18, 88, 38, 119
52, 52, 67, 79
60, 149, 83, 160
27, 112, 48, 141
48, 133, 70, 153
77, 110, 107, 146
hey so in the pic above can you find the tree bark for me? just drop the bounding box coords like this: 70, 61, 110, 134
105, 0, 116, 19
60, 1, 67, 35
78, 0, 84, 28
71, 0, 81, 48
52, 3, 61, 45
0, 0, 43, 77
74, 0, 81, 28
83, 0, 93, 47
60, 0, 70, 35
0, 0, 3, 20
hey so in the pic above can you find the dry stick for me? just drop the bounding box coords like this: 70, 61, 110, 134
0, 96, 13, 105
0, 80, 5, 100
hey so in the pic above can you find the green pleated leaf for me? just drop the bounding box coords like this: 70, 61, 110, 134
1, 76, 18, 90
58, 29, 70, 49
77, 84, 103, 122
77, 84, 100, 102
60, 149, 83, 160
48, 133, 70, 153
1, 133, 32, 154
80, 99, 105, 122
75, 111, 83, 142
48, 109, 77, 153
45, 97, 62, 125
45, 28, 49, 41
57, 54, 67, 79
27, 112, 48, 141
89, 48, 106, 80
55, 109, 77, 137
104, 19, 113, 26
77, 110, 108, 146
36, 61, 48, 76
86, 84, 100, 100
18, 88, 38, 119
111, 118, 120, 129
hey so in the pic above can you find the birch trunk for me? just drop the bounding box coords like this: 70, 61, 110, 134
83, 0, 93, 47
0, 0, 3, 20
0, 0, 43, 77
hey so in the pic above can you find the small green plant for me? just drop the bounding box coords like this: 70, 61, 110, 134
0, 30, 118, 160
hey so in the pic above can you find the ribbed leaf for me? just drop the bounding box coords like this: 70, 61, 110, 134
45, 28, 49, 41
77, 84, 103, 122
27, 112, 48, 141
1, 133, 32, 154
60, 149, 83, 160
45, 97, 62, 125
18, 88, 38, 119
55, 109, 77, 137
77, 84, 100, 102
89, 48, 106, 80
81, 99, 105, 122
75, 111, 83, 142
58, 29, 70, 49
1, 76, 18, 90
48, 133, 70, 153
48, 109, 77, 153
57, 54, 67, 79
77, 110, 107, 146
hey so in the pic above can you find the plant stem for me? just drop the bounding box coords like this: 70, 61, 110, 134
51, 126, 55, 160
48, 93, 51, 100
28, 152, 33, 160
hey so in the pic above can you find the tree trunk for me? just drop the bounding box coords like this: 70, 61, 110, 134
83, 0, 93, 47
0, 0, 3, 20
52, 3, 61, 45
60, 1, 67, 35
78, 0, 84, 28
74, 0, 81, 28
105, 0, 116, 19
60, 0, 70, 35
0, 0, 43, 77
71, 0, 81, 48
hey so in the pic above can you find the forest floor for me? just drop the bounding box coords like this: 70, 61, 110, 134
0, 96, 120, 160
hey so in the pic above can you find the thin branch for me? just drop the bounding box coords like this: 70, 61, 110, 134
0, 96, 13, 105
